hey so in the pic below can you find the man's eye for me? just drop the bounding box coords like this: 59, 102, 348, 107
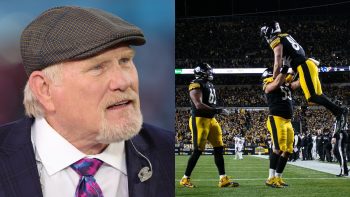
119, 58, 130, 65
92, 65, 103, 70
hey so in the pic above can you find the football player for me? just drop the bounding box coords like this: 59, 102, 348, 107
260, 21, 348, 133
332, 123, 349, 177
179, 63, 239, 188
234, 135, 241, 160
262, 62, 300, 188
234, 134, 244, 160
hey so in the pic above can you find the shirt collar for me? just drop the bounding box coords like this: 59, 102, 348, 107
31, 118, 126, 176
87, 140, 126, 175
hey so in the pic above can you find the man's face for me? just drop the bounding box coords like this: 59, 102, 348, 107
50, 45, 142, 143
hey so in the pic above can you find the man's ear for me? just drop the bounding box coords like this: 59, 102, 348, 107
28, 71, 55, 112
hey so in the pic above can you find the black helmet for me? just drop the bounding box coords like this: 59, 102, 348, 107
261, 67, 273, 80
194, 63, 213, 81
260, 21, 281, 42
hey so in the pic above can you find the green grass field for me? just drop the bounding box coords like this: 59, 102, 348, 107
176, 155, 350, 197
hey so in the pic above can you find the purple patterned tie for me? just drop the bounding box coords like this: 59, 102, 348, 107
71, 158, 104, 197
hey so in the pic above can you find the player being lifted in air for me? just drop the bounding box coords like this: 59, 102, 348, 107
179, 63, 239, 188
260, 21, 348, 134
262, 60, 300, 188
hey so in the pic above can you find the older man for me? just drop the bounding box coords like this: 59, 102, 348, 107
0, 6, 173, 197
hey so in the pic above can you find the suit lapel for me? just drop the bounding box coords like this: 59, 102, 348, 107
125, 132, 152, 197
0, 117, 43, 197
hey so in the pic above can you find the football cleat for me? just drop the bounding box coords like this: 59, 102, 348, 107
336, 171, 348, 177
275, 177, 289, 187
179, 177, 195, 188
265, 177, 274, 186
218, 176, 239, 187
266, 177, 284, 188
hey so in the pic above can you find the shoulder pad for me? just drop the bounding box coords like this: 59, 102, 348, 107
189, 82, 201, 91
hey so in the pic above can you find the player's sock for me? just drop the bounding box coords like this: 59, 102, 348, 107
219, 175, 226, 179
308, 94, 342, 116
276, 155, 288, 174
269, 152, 280, 178
269, 169, 276, 179
184, 149, 202, 177
214, 146, 225, 175
183, 175, 189, 179
275, 173, 282, 177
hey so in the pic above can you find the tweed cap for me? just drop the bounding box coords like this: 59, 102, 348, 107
20, 6, 146, 76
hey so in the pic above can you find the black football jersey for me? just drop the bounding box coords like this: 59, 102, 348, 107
188, 78, 217, 118
264, 80, 293, 119
269, 33, 307, 69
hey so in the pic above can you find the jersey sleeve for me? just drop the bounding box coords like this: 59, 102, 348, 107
285, 74, 293, 83
269, 37, 281, 49
188, 82, 201, 91
262, 77, 274, 91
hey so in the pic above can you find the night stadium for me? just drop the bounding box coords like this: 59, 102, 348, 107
175, 0, 350, 196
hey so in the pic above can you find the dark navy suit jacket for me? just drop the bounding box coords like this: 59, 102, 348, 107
0, 117, 174, 197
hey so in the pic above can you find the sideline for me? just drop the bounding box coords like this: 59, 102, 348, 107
252, 155, 350, 179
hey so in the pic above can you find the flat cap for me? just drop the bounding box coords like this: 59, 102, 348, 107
20, 6, 146, 76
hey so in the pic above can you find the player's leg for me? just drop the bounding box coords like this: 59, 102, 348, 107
180, 116, 209, 188
333, 139, 343, 176
275, 120, 294, 186
208, 118, 239, 187
342, 132, 349, 175
239, 146, 243, 159
297, 60, 347, 131
235, 145, 238, 160
336, 132, 348, 176
266, 115, 283, 188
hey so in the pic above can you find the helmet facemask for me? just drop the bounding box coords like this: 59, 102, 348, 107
194, 63, 214, 81
260, 21, 281, 43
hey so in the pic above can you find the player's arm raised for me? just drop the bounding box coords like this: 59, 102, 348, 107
272, 43, 283, 79
264, 73, 287, 94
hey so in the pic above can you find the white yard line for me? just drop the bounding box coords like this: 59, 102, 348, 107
175, 177, 347, 181
252, 155, 350, 178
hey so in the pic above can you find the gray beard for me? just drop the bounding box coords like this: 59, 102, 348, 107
96, 109, 143, 143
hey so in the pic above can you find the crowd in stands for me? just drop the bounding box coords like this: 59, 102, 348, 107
175, 73, 350, 86
176, 85, 350, 107
176, 15, 350, 69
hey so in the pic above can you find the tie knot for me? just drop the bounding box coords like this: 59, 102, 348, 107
71, 158, 103, 176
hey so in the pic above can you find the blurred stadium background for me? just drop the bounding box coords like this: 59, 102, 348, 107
0, 0, 174, 130
175, 0, 350, 196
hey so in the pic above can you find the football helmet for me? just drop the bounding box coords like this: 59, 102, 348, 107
261, 67, 273, 80
194, 63, 214, 81
260, 21, 281, 42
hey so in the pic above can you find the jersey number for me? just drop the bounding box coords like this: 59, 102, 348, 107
208, 88, 217, 104
286, 36, 301, 51
280, 86, 292, 101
